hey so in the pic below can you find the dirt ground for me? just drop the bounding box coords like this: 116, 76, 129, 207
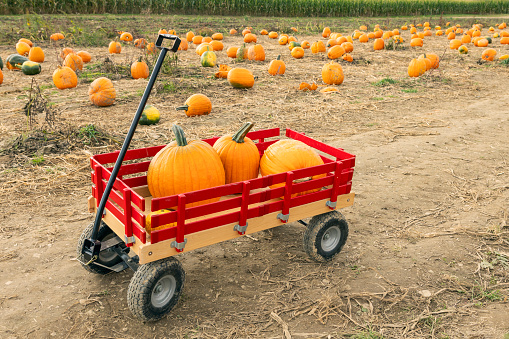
0, 18, 508, 339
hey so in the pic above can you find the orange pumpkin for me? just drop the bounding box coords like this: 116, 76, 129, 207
213, 122, 260, 184
229, 29, 237, 35
341, 42, 354, 53
120, 32, 133, 42
192, 35, 203, 44
77, 51, 92, 63
176, 94, 212, 116
373, 38, 384, 50
211, 33, 223, 40
50, 33, 65, 41
260, 29, 268, 35
477, 38, 489, 47
268, 55, 285, 75
410, 38, 423, 47
342, 53, 353, 62
108, 41, 121, 54
63, 53, 83, 71
147, 125, 225, 206
88, 77, 116, 107
131, 57, 149, 79
408, 58, 426, 77
244, 33, 257, 43
461, 34, 471, 43
260, 139, 325, 197
186, 31, 195, 42
322, 27, 331, 38
247, 44, 265, 61
214, 64, 232, 78
418, 53, 439, 69
227, 46, 239, 58
227, 68, 255, 89
301, 40, 310, 49
481, 48, 497, 61
53, 66, 78, 90
16, 42, 31, 56
177, 38, 189, 51
18, 38, 33, 47
327, 45, 345, 59
322, 62, 344, 85
311, 41, 326, 53
291, 47, 305, 59
449, 39, 462, 50
210, 40, 224, 51
28, 47, 45, 63
268, 31, 278, 39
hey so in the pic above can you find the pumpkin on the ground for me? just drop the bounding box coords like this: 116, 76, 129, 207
213, 122, 260, 184
227, 68, 255, 89
201, 51, 217, 67
77, 51, 92, 63
53, 66, 77, 89
6, 54, 29, 70
268, 55, 285, 75
176, 94, 212, 116
247, 44, 265, 61
88, 77, 116, 106
16, 42, 31, 56
139, 105, 160, 125
458, 45, 468, 54
131, 56, 149, 79
408, 58, 426, 77
322, 62, 344, 85
327, 45, 345, 59
291, 47, 305, 59
50, 33, 64, 41
28, 47, 45, 63
21, 61, 41, 75
481, 48, 497, 61
120, 32, 133, 42
260, 139, 325, 197
227, 46, 238, 58
108, 41, 121, 54
64, 53, 84, 71
418, 53, 439, 69
147, 124, 225, 206
311, 41, 326, 53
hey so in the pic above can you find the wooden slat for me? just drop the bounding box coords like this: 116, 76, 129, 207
137, 193, 354, 264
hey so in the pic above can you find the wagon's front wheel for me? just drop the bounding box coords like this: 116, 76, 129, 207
127, 257, 185, 322
303, 210, 349, 262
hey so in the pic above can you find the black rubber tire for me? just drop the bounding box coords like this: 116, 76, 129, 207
303, 210, 349, 262
127, 257, 185, 322
76, 221, 125, 274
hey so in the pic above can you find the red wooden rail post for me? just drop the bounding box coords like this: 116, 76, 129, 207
327, 161, 343, 210
171, 194, 187, 252
278, 171, 294, 223
234, 181, 251, 235
93, 163, 103, 208
122, 188, 135, 247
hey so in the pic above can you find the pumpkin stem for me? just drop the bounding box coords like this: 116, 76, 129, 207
138, 56, 143, 62
231, 122, 254, 143
172, 124, 188, 146
276, 55, 281, 60
175, 105, 189, 112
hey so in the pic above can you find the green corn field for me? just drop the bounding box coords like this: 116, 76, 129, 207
1, 0, 509, 16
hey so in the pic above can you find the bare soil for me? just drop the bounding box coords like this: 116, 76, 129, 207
0, 21, 508, 339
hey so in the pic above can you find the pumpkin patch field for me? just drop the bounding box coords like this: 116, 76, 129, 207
1, 13, 509, 338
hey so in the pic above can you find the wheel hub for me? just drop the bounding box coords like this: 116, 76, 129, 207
321, 226, 341, 252
151, 275, 176, 308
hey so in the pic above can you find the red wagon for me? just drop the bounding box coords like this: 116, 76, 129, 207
77, 35, 355, 322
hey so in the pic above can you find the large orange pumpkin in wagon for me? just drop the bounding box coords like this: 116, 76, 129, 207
147, 124, 225, 206
213, 122, 260, 184
88, 77, 116, 107
260, 139, 325, 197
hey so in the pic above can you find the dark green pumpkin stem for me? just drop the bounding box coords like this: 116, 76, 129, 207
138, 56, 143, 62
276, 55, 281, 60
175, 105, 189, 112
232, 122, 254, 143
172, 124, 188, 146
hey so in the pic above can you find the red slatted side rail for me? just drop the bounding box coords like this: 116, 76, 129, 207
122, 175, 148, 189
100, 165, 144, 210
107, 160, 151, 177
286, 129, 356, 168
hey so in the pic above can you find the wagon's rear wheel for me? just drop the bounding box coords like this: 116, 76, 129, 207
127, 257, 185, 322
303, 211, 349, 262
76, 221, 126, 274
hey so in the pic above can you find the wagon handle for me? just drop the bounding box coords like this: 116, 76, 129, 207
81, 35, 181, 264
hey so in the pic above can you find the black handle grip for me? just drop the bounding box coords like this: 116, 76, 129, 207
156, 34, 181, 52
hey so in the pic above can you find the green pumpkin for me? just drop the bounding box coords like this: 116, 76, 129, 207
485, 37, 492, 44
6, 54, 29, 70
21, 61, 42, 75
0, 55, 3, 70
201, 51, 217, 67
139, 105, 160, 125
289, 41, 301, 50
